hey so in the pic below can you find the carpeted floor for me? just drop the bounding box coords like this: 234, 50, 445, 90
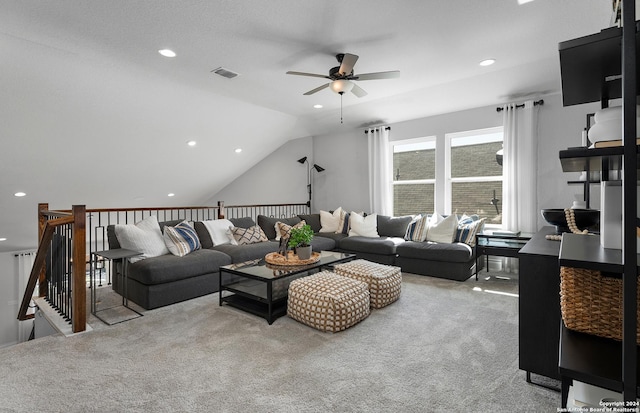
0, 270, 560, 412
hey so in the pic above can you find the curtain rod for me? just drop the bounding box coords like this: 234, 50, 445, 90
364, 126, 391, 134
496, 99, 544, 112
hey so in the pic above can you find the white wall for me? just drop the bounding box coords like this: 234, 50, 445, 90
210, 136, 314, 208
0, 252, 19, 348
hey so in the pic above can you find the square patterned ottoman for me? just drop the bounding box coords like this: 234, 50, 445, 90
334, 259, 402, 309
287, 271, 370, 333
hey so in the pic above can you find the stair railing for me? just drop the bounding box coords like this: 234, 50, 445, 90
18, 203, 86, 334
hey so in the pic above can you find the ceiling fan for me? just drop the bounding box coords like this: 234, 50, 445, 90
286, 53, 400, 98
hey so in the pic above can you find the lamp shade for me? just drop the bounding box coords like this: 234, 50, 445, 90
330, 79, 354, 94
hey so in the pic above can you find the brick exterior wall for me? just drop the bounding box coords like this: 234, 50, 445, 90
393, 141, 503, 224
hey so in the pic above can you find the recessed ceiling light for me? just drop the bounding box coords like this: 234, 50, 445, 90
14, 192, 26, 197
517, 0, 535, 4
187, 140, 197, 147
0, 238, 6, 242
234, 148, 242, 153
313, 104, 323, 109
167, 193, 175, 197
158, 49, 176, 58
479, 59, 496, 67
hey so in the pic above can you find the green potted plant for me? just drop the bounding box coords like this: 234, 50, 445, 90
288, 224, 314, 260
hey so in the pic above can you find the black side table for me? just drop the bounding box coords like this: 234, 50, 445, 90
475, 231, 533, 280
90, 249, 143, 325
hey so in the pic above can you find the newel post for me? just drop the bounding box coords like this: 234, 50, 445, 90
72, 205, 86, 333
218, 201, 225, 219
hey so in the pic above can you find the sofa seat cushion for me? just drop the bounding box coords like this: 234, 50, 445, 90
338, 236, 405, 256
310, 235, 336, 251
314, 232, 348, 243
127, 249, 231, 285
396, 241, 473, 263
212, 241, 279, 263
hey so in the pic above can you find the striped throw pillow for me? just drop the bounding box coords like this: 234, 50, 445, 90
404, 214, 429, 242
455, 217, 486, 246
163, 221, 201, 257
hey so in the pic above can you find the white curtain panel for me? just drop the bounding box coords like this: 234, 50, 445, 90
367, 127, 392, 215
17, 252, 36, 343
502, 100, 539, 234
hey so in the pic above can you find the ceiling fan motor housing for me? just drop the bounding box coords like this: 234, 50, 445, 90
329, 66, 346, 79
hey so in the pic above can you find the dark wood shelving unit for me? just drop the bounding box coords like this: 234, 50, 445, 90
556, 1, 638, 405
558, 234, 640, 406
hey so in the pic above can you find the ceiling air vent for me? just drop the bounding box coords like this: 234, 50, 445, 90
211, 67, 239, 79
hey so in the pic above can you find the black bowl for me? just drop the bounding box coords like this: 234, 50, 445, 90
541, 209, 600, 234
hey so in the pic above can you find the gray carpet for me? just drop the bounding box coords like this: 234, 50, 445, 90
0, 271, 560, 412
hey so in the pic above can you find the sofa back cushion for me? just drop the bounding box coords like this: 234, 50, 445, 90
229, 217, 256, 229
257, 215, 301, 240
297, 214, 321, 233
377, 215, 413, 238
193, 221, 214, 249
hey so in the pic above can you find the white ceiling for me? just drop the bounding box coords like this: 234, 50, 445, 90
0, 0, 615, 252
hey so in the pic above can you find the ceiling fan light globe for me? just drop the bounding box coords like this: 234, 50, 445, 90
330, 79, 354, 94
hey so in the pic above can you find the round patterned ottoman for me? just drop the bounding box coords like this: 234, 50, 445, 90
333, 259, 402, 309
287, 271, 370, 332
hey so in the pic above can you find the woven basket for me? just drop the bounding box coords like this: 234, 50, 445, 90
560, 266, 640, 344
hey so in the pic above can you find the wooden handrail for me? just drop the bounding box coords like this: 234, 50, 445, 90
17, 222, 55, 321
40, 210, 72, 218
19, 204, 86, 334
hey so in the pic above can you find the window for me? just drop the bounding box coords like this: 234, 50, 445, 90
392, 137, 436, 216
445, 127, 503, 226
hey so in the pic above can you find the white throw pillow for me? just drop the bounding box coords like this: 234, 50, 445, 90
319, 207, 343, 233
426, 213, 458, 244
114, 215, 169, 262
348, 212, 379, 238
202, 219, 235, 246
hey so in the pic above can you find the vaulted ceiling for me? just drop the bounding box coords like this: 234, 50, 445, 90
0, 1, 614, 251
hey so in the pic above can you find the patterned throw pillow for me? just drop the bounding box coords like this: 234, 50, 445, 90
275, 220, 306, 241
163, 221, 201, 257
455, 216, 486, 247
231, 225, 269, 245
404, 214, 429, 242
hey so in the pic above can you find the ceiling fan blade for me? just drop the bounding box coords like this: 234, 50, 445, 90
338, 53, 359, 76
353, 70, 400, 81
303, 83, 330, 95
351, 83, 368, 98
286, 71, 331, 79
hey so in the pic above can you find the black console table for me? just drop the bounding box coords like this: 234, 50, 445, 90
518, 227, 562, 383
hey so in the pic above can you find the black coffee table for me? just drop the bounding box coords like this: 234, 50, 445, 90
219, 251, 355, 324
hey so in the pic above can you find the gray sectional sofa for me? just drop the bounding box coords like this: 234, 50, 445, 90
107, 213, 480, 310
